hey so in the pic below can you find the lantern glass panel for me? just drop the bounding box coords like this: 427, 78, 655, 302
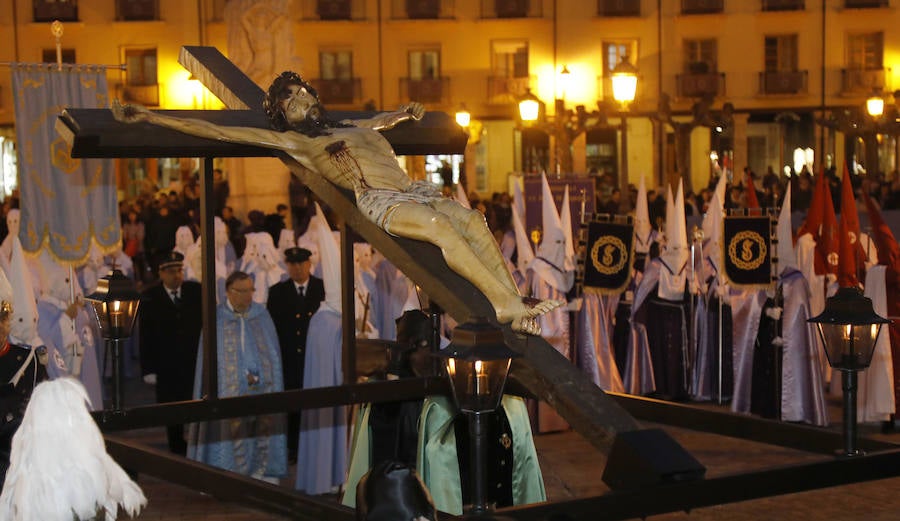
612, 74, 637, 104
89, 298, 140, 339
445, 357, 511, 413
816, 322, 883, 371
519, 99, 539, 122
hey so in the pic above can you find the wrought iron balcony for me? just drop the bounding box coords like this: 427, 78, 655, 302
34, 0, 78, 22
681, 0, 724, 14
319, 0, 351, 19
762, 0, 804, 10
759, 70, 808, 95
400, 77, 450, 104
396, 0, 454, 19
677, 72, 726, 98
598, 0, 641, 16
310, 78, 361, 106
843, 0, 889, 8
116, 0, 158, 21
480, 0, 541, 18
841, 68, 888, 94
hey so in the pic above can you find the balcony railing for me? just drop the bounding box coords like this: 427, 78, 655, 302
394, 0, 454, 19
480, 0, 541, 19
598, 0, 641, 16
759, 70, 808, 95
34, 0, 78, 22
115, 83, 160, 107
487, 75, 533, 103
762, 0, 804, 10
843, 0, 889, 8
677, 72, 726, 98
841, 68, 888, 94
301, 0, 365, 20
310, 78, 361, 106
116, 0, 158, 21
400, 77, 449, 104
681, 0, 724, 14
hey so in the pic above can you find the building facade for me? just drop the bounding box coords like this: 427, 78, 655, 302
1, 0, 898, 213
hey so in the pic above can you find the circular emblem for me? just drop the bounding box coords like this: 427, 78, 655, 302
530, 228, 542, 246
827, 252, 839, 266
590, 235, 628, 275
848, 231, 857, 245
727, 231, 767, 271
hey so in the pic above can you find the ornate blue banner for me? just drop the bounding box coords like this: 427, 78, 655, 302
11, 64, 120, 264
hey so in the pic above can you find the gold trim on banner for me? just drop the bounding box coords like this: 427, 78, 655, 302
22, 222, 122, 267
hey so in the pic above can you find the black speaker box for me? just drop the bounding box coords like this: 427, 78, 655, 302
601, 428, 706, 491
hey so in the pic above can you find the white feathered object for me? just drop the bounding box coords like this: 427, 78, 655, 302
0, 377, 146, 520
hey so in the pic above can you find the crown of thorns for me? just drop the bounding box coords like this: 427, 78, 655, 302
263, 71, 319, 130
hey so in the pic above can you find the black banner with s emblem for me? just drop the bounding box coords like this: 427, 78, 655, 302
581, 221, 634, 295
723, 216, 773, 289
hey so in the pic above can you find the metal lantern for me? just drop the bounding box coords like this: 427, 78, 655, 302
808, 286, 888, 372
85, 269, 141, 340
517, 88, 543, 124
455, 104, 471, 128
440, 318, 520, 515
440, 319, 520, 414
611, 55, 638, 107
85, 269, 141, 411
866, 90, 885, 118
809, 286, 890, 457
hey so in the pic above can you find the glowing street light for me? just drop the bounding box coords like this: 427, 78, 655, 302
611, 56, 638, 107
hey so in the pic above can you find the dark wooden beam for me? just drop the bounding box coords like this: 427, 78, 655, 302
94, 377, 452, 432
105, 436, 360, 521
56, 108, 466, 158
499, 448, 900, 521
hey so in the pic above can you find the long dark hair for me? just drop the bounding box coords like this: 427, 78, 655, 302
263, 71, 352, 136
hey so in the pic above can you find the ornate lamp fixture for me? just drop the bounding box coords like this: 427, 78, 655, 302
517, 88, 543, 125
808, 286, 889, 457
439, 318, 519, 514
867, 89, 885, 118
85, 269, 141, 410
611, 55, 638, 108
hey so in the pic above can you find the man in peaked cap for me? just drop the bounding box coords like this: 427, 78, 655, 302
267, 246, 325, 463
139, 250, 203, 455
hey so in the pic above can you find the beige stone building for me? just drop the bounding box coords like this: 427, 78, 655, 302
1, 0, 898, 214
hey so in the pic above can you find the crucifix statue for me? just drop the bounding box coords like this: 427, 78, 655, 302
59, 47, 642, 455
110, 70, 561, 335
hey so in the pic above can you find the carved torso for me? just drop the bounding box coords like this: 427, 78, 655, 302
288, 126, 413, 197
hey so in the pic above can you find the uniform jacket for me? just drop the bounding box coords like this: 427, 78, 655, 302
139, 280, 203, 403
266, 275, 324, 390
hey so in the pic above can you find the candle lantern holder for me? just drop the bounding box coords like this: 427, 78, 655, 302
439, 318, 520, 515
808, 286, 889, 457
85, 269, 141, 410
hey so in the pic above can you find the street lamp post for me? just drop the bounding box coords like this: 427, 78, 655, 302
808, 286, 889, 457
85, 269, 141, 411
439, 319, 519, 516
611, 56, 638, 212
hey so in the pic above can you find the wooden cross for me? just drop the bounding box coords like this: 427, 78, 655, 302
58, 46, 642, 452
